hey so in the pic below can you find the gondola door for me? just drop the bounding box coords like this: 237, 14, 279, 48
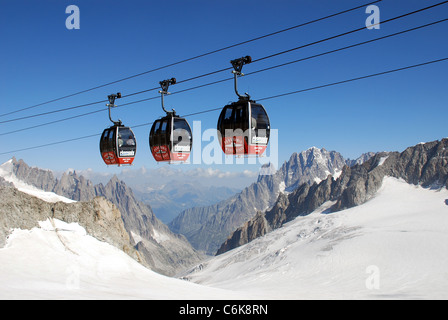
247, 102, 270, 155
100, 127, 117, 165
116, 126, 137, 165
171, 117, 193, 162
218, 102, 249, 155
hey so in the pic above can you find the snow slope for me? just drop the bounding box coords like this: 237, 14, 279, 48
185, 177, 448, 300
0, 219, 255, 300
1, 176, 447, 299
0, 160, 75, 204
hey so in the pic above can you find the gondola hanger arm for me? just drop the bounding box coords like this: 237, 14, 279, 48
159, 78, 177, 116
106, 92, 122, 126
231, 56, 252, 100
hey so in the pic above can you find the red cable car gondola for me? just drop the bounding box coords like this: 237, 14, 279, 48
217, 56, 270, 156
99, 93, 137, 166
149, 78, 193, 163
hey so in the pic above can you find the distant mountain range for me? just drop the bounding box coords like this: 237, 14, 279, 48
134, 183, 241, 224
217, 139, 448, 255
67, 166, 251, 224
169, 147, 375, 255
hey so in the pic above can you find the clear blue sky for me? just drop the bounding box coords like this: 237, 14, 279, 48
0, 0, 447, 178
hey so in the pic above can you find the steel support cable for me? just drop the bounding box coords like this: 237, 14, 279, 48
253, 0, 448, 63
1, 18, 446, 137
1, 1, 445, 125
1, 56, 446, 156
0, 0, 382, 119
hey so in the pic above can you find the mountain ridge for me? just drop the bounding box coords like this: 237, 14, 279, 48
0, 158, 202, 276
217, 139, 448, 255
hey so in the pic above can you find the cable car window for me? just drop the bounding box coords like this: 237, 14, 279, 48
173, 118, 192, 151
125, 131, 135, 147
150, 121, 161, 147
153, 121, 161, 134
102, 129, 108, 146
235, 105, 248, 132
160, 119, 169, 146
118, 128, 136, 147
100, 129, 110, 153
223, 107, 233, 128
108, 129, 115, 149
218, 106, 233, 134
251, 105, 269, 130
173, 118, 189, 132
161, 120, 168, 133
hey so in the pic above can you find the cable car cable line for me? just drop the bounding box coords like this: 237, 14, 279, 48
247, 18, 448, 77
252, 0, 448, 64
256, 57, 448, 102
2, 1, 445, 126
1, 56, 446, 156
1, 17, 446, 137
0, 0, 383, 119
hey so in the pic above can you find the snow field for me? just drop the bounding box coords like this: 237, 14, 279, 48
0, 219, 255, 299
185, 177, 448, 299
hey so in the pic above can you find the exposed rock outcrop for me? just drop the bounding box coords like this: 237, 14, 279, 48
0, 186, 141, 263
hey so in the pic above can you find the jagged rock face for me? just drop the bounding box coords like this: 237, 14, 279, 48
0, 176, 13, 188
345, 152, 377, 167
11, 158, 56, 192
0, 187, 140, 263
391, 140, 448, 188
53, 172, 100, 202
216, 212, 270, 256
2, 159, 202, 276
276, 147, 346, 187
170, 147, 348, 255
217, 139, 448, 255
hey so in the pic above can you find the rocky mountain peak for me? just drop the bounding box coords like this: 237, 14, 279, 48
108, 174, 121, 184
346, 152, 377, 167
8, 157, 56, 191
257, 162, 277, 181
